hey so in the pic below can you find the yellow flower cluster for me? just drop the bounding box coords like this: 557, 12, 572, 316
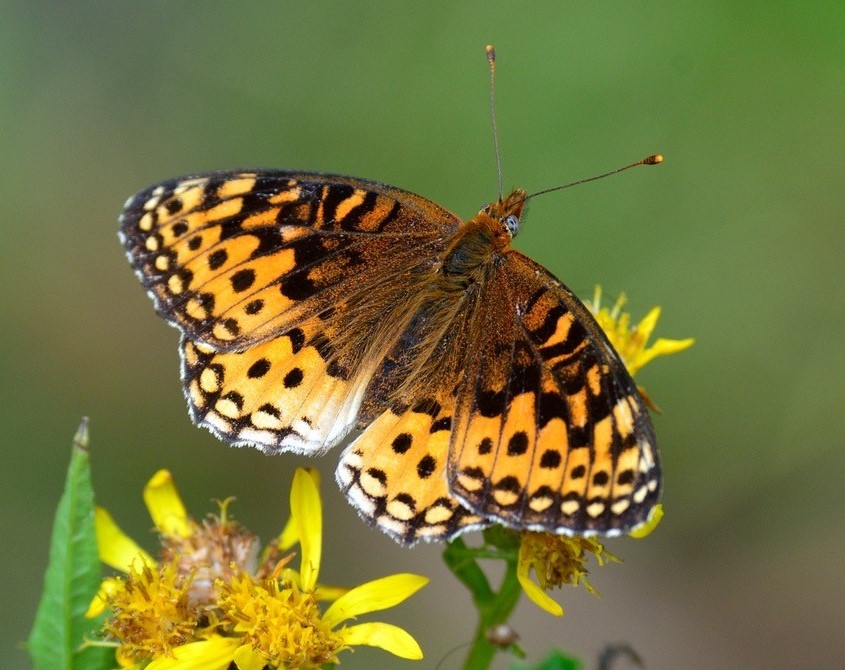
516, 532, 618, 617
89, 469, 427, 669
102, 561, 197, 664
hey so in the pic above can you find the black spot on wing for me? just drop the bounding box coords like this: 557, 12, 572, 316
537, 391, 567, 427
416, 455, 436, 479
280, 273, 317, 300
283, 367, 304, 388
247, 358, 271, 378
208, 249, 228, 270
475, 388, 506, 418
287, 328, 305, 354
392, 432, 413, 454
245, 299, 263, 315
430, 417, 451, 433
540, 449, 562, 469
506, 431, 529, 456
230, 268, 256, 293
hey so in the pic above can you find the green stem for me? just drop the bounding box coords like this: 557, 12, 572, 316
461, 558, 522, 670
443, 530, 524, 670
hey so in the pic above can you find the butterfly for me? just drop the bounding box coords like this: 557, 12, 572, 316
119, 165, 661, 545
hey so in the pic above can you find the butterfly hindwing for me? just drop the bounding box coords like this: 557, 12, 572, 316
337, 394, 484, 545
180, 325, 367, 455
448, 252, 660, 536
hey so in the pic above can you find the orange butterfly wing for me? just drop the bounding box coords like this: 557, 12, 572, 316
121, 172, 661, 543
448, 252, 660, 536
337, 248, 659, 543
120, 171, 460, 454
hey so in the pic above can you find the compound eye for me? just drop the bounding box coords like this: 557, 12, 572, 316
503, 214, 520, 237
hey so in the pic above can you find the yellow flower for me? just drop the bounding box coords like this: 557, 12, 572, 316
90, 468, 428, 669
588, 286, 694, 377
165, 469, 427, 670
102, 560, 197, 666
516, 531, 620, 617
87, 470, 260, 620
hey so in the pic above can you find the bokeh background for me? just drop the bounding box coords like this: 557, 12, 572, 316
3, 3, 844, 669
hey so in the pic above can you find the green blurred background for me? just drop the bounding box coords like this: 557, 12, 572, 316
3, 2, 844, 668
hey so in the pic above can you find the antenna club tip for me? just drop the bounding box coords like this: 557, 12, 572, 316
486, 45, 496, 62
645, 154, 664, 165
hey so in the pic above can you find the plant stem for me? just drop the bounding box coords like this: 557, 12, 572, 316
443, 530, 523, 670
461, 558, 522, 670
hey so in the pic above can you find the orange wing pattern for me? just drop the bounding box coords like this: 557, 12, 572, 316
337, 392, 484, 545
448, 252, 659, 536
120, 171, 460, 453
120, 171, 460, 350
121, 170, 662, 544
336, 249, 659, 542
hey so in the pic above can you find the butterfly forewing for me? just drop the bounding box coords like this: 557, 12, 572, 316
448, 252, 660, 535
119, 170, 461, 351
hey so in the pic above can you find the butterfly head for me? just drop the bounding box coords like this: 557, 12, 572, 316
477, 188, 527, 250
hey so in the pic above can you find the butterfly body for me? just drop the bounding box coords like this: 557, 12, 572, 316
120, 170, 660, 545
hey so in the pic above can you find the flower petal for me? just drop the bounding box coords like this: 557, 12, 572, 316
339, 622, 423, 660
291, 468, 322, 590
278, 468, 322, 550
635, 306, 661, 344
85, 576, 120, 618
315, 583, 349, 602
516, 561, 563, 617
277, 514, 297, 551
648, 336, 696, 358
232, 644, 268, 670
143, 469, 191, 537
630, 503, 664, 539
630, 337, 695, 374
94, 506, 154, 571
145, 636, 239, 670
323, 574, 428, 628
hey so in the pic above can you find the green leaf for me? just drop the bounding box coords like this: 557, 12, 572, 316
28, 419, 114, 670
511, 650, 583, 670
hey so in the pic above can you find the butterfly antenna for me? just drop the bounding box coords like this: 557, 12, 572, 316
486, 44, 504, 200
522, 154, 663, 203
